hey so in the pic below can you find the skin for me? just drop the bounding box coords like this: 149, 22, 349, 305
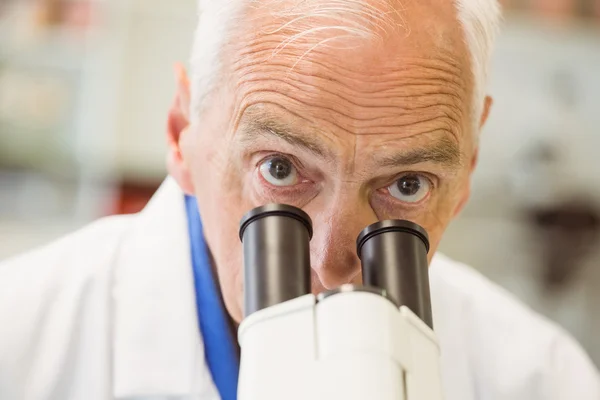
167, 0, 493, 324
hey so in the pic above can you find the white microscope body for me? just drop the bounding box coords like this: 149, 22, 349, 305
237, 205, 444, 400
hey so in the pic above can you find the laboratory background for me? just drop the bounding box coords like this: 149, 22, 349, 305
1, 0, 599, 367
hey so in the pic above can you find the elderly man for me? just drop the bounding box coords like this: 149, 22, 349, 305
0, 0, 599, 399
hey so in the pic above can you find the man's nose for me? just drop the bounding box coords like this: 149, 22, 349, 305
309, 200, 378, 291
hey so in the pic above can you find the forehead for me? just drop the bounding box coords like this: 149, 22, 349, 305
236, 0, 470, 71
225, 0, 473, 146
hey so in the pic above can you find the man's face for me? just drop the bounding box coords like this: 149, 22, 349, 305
179, 0, 478, 323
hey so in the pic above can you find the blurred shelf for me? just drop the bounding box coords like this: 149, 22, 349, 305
0, 33, 86, 72
503, 10, 600, 34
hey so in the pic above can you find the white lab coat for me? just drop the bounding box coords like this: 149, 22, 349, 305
0, 177, 598, 400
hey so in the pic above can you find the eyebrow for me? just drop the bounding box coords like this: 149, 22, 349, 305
240, 112, 462, 169
240, 118, 335, 161
378, 135, 463, 169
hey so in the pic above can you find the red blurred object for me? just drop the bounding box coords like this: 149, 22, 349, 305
530, 0, 577, 19
64, 0, 94, 29
33, 0, 95, 30
112, 181, 161, 215
594, 0, 600, 20
33, 0, 64, 27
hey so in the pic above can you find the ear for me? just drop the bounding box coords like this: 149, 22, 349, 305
167, 63, 194, 195
479, 95, 493, 129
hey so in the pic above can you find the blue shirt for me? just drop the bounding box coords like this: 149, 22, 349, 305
185, 195, 240, 400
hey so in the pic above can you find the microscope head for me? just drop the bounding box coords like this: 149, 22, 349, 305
238, 204, 442, 400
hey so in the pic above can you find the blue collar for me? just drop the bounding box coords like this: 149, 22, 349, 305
185, 195, 240, 400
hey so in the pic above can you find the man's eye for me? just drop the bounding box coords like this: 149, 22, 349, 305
259, 156, 298, 187
387, 174, 431, 203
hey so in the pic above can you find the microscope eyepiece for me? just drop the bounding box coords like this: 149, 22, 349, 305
357, 220, 429, 255
239, 204, 312, 318
357, 220, 433, 329
239, 204, 313, 241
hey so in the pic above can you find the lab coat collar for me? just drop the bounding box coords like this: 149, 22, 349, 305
112, 177, 218, 399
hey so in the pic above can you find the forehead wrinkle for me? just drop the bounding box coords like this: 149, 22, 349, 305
234, 55, 466, 99
234, 37, 465, 87
235, 66, 464, 110
234, 88, 462, 145
233, 62, 465, 138
237, 90, 461, 140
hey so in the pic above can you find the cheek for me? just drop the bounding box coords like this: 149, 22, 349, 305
193, 171, 248, 322
186, 137, 252, 322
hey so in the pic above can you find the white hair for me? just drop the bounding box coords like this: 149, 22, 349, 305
189, 0, 501, 134
455, 0, 502, 132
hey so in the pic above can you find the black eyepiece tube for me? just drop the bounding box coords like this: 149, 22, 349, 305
239, 204, 313, 318
357, 220, 433, 329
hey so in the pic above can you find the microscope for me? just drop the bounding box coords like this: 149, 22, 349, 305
237, 204, 444, 400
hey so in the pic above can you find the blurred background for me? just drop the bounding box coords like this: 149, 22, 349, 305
0, 0, 599, 367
